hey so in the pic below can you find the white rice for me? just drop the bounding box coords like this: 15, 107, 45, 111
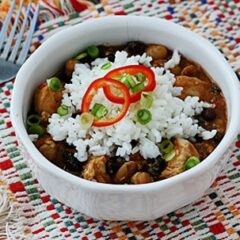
47, 50, 216, 162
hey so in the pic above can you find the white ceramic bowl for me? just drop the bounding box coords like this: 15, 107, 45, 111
11, 16, 240, 221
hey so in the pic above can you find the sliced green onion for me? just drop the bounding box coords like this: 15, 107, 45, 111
86, 46, 99, 59
120, 76, 131, 89
163, 150, 175, 161
79, 112, 94, 129
184, 156, 200, 171
132, 82, 145, 93
135, 72, 146, 82
48, 77, 61, 92
91, 103, 108, 119
140, 94, 153, 109
27, 114, 41, 126
159, 139, 174, 154
101, 62, 112, 70
136, 109, 152, 125
75, 52, 87, 60
126, 74, 136, 88
115, 74, 136, 89
28, 125, 45, 136
57, 105, 68, 116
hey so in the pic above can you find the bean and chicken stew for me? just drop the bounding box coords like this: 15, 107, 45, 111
27, 41, 227, 184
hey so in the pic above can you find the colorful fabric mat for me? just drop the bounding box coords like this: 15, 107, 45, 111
0, 0, 240, 239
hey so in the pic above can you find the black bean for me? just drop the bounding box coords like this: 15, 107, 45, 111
107, 54, 115, 62
81, 56, 93, 64
71, 111, 80, 118
147, 156, 166, 179
213, 131, 224, 144
195, 134, 203, 143
57, 70, 71, 83
106, 156, 126, 175
194, 114, 205, 127
211, 84, 221, 94
201, 108, 217, 121
63, 150, 82, 171
131, 140, 138, 148
99, 46, 116, 61
125, 41, 146, 56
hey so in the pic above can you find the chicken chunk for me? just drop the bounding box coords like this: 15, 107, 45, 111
35, 134, 64, 165
82, 156, 111, 183
175, 76, 210, 99
34, 82, 63, 117
160, 138, 199, 179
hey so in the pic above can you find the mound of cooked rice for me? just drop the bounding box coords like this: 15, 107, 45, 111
47, 50, 216, 162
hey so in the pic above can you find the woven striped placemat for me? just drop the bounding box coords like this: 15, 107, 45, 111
0, 0, 240, 239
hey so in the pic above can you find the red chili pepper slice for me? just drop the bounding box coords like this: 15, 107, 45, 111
104, 65, 156, 104
104, 86, 141, 104
81, 78, 130, 127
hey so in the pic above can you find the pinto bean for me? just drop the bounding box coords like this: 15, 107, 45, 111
130, 172, 153, 184
170, 65, 182, 76
65, 59, 79, 78
114, 161, 138, 184
146, 44, 168, 60
152, 59, 165, 67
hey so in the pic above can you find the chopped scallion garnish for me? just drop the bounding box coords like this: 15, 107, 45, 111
126, 74, 136, 88
140, 94, 153, 109
101, 62, 112, 70
91, 103, 108, 119
163, 150, 176, 161
86, 46, 99, 59
57, 105, 69, 116
120, 76, 131, 89
136, 109, 152, 125
28, 125, 45, 136
184, 156, 200, 171
79, 112, 94, 129
48, 77, 61, 92
114, 74, 136, 89
75, 52, 88, 60
27, 114, 41, 126
135, 72, 146, 82
132, 82, 145, 93
159, 139, 174, 154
